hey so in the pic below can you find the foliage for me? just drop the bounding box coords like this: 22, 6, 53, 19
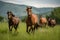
50, 7, 60, 24
0, 16, 4, 22
21, 16, 27, 22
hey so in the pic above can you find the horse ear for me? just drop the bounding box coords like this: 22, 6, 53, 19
26, 6, 28, 11
30, 7, 32, 9
7, 11, 11, 14
7, 11, 9, 14
27, 6, 32, 9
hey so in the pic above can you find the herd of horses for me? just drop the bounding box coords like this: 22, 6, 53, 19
7, 7, 56, 33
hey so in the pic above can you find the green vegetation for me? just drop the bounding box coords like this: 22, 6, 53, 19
21, 16, 27, 22
0, 16, 4, 22
50, 7, 60, 24
0, 22, 60, 40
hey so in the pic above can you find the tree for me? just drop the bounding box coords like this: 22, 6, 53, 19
0, 16, 4, 22
50, 7, 60, 24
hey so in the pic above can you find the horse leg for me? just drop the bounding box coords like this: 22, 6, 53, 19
45, 23, 47, 27
35, 23, 39, 29
33, 24, 36, 33
9, 26, 13, 32
29, 25, 33, 33
29, 26, 31, 33
33, 23, 38, 30
10, 25, 14, 31
52, 24, 55, 27
14, 24, 18, 32
8, 23, 10, 30
26, 25, 29, 33
9, 24, 12, 31
8, 23, 10, 31
34, 25, 35, 31
40, 23, 42, 28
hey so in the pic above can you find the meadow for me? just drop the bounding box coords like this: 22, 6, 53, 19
0, 22, 60, 40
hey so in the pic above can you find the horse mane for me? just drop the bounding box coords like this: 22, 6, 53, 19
7, 11, 15, 17
11, 14, 15, 17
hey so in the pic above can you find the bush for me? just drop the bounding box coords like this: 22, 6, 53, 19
50, 7, 60, 24
21, 16, 27, 22
0, 16, 4, 22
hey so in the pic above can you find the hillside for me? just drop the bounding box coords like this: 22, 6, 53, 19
0, 1, 53, 18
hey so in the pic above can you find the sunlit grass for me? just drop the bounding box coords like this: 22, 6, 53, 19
0, 22, 60, 40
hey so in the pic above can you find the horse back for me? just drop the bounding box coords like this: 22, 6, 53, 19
31, 14, 38, 24
51, 19, 56, 24
12, 17, 20, 24
40, 17, 47, 24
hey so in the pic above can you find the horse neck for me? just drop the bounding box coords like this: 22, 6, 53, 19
28, 11, 32, 16
9, 16, 14, 21
28, 16, 31, 19
28, 13, 32, 21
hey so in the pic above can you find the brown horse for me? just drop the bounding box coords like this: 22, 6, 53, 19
26, 7, 39, 33
39, 16, 47, 27
7, 11, 20, 32
48, 18, 56, 27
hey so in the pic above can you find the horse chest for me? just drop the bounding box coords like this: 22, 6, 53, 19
11, 17, 19, 25
31, 14, 38, 24
26, 15, 38, 25
40, 18, 47, 24
26, 17, 32, 25
8, 20, 13, 26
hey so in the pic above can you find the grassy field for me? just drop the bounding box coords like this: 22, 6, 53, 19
0, 22, 60, 40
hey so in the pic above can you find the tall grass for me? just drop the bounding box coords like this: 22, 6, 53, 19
0, 22, 60, 40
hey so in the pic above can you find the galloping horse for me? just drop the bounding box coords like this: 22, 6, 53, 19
48, 17, 56, 27
39, 16, 47, 27
26, 7, 39, 33
7, 11, 20, 32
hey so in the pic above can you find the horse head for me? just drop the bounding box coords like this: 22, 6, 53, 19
7, 11, 15, 19
26, 6, 32, 17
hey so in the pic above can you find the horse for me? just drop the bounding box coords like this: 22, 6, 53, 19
26, 7, 39, 33
47, 17, 56, 27
39, 16, 48, 27
7, 11, 20, 32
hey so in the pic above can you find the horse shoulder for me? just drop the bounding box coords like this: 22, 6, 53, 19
40, 17, 47, 23
12, 17, 20, 24
31, 14, 38, 24
51, 19, 56, 24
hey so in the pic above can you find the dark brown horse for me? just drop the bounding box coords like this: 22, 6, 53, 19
7, 11, 20, 32
26, 7, 39, 33
39, 16, 48, 27
48, 17, 56, 27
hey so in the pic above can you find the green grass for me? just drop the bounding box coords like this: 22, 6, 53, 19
0, 22, 60, 40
